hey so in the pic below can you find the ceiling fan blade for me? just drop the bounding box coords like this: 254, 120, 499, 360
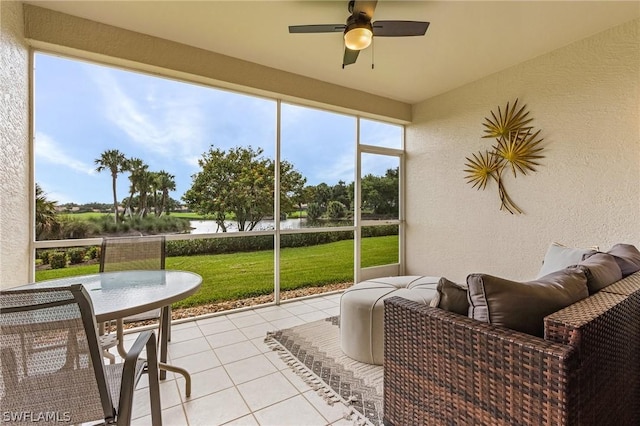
372, 21, 430, 37
289, 24, 346, 33
352, 0, 378, 20
342, 48, 360, 67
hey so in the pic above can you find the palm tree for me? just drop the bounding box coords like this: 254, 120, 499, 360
137, 169, 153, 217
123, 157, 147, 217
155, 170, 176, 216
35, 183, 59, 240
95, 149, 126, 223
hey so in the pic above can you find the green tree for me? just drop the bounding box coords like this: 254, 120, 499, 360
35, 183, 59, 240
155, 170, 176, 216
280, 162, 306, 216
136, 169, 153, 217
183, 146, 305, 232
94, 149, 126, 223
306, 202, 323, 222
331, 180, 351, 210
313, 183, 332, 209
327, 200, 347, 219
122, 157, 148, 217
361, 167, 399, 217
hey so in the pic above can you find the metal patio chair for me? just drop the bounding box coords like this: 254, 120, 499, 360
99, 235, 171, 377
0, 284, 161, 426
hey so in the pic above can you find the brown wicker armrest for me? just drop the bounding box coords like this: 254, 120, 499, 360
383, 296, 578, 426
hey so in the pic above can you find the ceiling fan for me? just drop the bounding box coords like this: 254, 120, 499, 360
289, 0, 430, 68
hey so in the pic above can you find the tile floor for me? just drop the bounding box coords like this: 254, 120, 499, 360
121, 292, 353, 426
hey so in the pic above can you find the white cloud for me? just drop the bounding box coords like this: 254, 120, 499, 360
89, 68, 207, 161
35, 132, 95, 175
318, 152, 356, 184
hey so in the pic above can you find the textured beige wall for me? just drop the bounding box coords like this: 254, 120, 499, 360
22, 4, 411, 123
405, 19, 640, 283
1, 1, 31, 288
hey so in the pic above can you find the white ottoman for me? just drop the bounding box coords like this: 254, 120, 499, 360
340, 276, 440, 365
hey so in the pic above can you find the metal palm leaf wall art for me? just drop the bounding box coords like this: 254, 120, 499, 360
464, 99, 545, 214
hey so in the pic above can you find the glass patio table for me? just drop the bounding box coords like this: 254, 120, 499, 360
13, 269, 202, 396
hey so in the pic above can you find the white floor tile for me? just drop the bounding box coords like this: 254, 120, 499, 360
222, 414, 259, 425
303, 299, 337, 310
169, 326, 205, 343
206, 329, 249, 348
184, 387, 251, 426
253, 394, 327, 426
131, 387, 153, 419
239, 322, 279, 339
322, 294, 343, 302
230, 313, 268, 328
130, 295, 356, 426
158, 379, 183, 409
302, 390, 349, 424
330, 419, 355, 425
236, 372, 298, 411
177, 366, 234, 402
225, 310, 258, 319
215, 341, 261, 364
280, 367, 314, 393
168, 337, 212, 359
283, 303, 318, 315
256, 308, 295, 322
225, 354, 278, 385
198, 318, 238, 336
269, 316, 305, 330
171, 349, 221, 373
252, 304, 280, 313
196, 314, 233, 326
298, 310, 332, 323
171, 320, 198, 331
250, 337, 272, 353
322, 307, 340, 317
160, 404, 189, 426
263, 350, 287, 371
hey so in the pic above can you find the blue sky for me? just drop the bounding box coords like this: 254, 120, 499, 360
35, 53, 401, 204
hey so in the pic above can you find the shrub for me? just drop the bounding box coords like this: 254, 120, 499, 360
38, 249, 52, 264
67, 248, 85, 265
327, 201, 346, 219
306, 203, 323, 221
49, 251, 67, 269
86, 245, 100, 260
58, 215, 99, 239
164, 225, 399, 258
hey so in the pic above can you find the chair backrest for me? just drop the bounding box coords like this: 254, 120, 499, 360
100, 235, 166, 272
0, 285, 115, 424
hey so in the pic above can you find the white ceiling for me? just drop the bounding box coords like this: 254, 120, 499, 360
27, 1, 640, 104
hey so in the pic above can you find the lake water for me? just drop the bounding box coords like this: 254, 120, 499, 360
189, 218, 306, 234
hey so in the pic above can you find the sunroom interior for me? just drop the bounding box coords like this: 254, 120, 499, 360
1, 1, 639, 423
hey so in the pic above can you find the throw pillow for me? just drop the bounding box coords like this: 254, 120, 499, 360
429, 277, 469, 315
577, 252, 622, 294
606, 244, 640, 277
467, 266, 589, 337
536, 242, 598, 278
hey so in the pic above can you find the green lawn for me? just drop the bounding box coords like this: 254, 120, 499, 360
65, 211, 110, 220
36, 235, 398, 308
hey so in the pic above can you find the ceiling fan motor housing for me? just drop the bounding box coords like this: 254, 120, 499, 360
345, 13, 373, 35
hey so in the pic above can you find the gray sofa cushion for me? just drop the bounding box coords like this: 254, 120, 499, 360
467, 266, 589, 337
429, 278, 469, 315
577, 253, 622, 294
607, 244, 640, 277
537, 243, 597, 278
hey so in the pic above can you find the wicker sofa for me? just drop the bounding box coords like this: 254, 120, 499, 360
383, 270, 640, 425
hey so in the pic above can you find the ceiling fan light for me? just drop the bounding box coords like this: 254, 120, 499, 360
344, 27, 372, 50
